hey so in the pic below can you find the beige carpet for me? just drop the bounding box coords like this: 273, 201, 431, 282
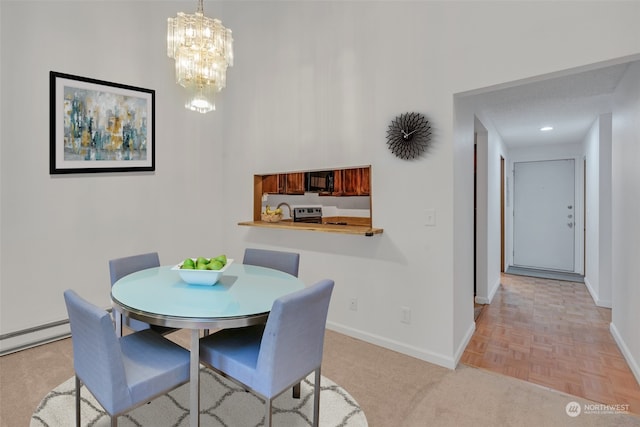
400, 364, 640, 427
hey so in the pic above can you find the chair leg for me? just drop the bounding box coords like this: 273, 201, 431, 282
292, 381, 301, 398
313, 368, 321, 427
265, 397, 272, 427
114, 310, 123, 337
75, 375, 81, 427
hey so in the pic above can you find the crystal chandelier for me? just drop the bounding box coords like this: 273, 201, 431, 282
167, 0, 233, 113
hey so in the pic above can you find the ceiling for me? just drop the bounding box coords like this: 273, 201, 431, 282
472, 60, 637, 149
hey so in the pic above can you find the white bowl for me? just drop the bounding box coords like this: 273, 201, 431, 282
171, 258, 234, 285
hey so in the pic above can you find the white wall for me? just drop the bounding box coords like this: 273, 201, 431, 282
485, 118, 508, 304
469, 115, 507, 305
486, 130, 508, 301
2, 1, 640, 371
611, 61, 640, 384
583, 114, 613, 307
584, 118, 601, 300
598, 116, 613, 306
474, 122, 489, 303
0, 1, 228, 350
224, 1, 460, 366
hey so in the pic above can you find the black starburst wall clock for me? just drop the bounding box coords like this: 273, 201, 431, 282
386, 112, 432, 159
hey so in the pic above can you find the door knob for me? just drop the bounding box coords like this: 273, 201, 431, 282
568, 223, 574, 228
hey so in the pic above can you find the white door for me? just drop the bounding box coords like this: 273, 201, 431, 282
513, 159, 575, 271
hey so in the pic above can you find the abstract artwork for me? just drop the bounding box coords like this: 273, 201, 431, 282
50, 71, 155, 174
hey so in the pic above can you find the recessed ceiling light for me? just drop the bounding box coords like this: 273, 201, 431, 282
540, 126, 553, 132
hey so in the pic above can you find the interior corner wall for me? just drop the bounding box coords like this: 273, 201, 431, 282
611, 61, 640, 384
452, 97, 476, 364
474, 123, 489, 303
469, 114, 506, 306
597, 113, 613, 307
486, 125, 507, 301
583, 113, 613, 308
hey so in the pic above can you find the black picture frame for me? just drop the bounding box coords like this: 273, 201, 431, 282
50, 71, 155, 174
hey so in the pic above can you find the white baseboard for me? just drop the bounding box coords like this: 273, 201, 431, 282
583, 277, 612, 308
0, 323, 70, 356
583, 276, 597, 303
474, 296, 489, 304
610, 322, 640, 387
597, 298, 612, 308
454, 320, 476, 367
475, 278, 500, 305
326, 321, 457, 369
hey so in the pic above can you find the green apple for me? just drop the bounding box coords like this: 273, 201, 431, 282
196, 262, 208, 270
196, 256, 209, 266
207, 260, 224, 270
181, 258, 195, 269
213, 254, 227, 265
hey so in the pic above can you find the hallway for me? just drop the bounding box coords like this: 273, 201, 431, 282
462, 273, 640, 415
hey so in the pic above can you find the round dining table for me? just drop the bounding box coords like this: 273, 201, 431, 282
111, 262, 305, 427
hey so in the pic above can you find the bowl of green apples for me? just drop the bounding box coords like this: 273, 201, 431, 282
171, 255, 233, 285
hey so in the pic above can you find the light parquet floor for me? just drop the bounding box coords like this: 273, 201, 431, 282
462, 273, 640, 415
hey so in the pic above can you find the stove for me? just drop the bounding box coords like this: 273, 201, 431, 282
293, 207, 323, 224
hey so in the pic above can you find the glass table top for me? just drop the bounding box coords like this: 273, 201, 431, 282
111, 263, 305, 320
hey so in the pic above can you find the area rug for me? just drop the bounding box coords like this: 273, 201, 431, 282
30, 367, 367, 426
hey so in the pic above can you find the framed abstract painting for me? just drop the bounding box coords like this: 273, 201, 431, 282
49, 71, 155, 174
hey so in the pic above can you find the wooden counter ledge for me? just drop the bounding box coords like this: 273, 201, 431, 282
237, 220, 383, 236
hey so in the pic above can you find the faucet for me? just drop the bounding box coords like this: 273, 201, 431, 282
277, 202, 292, 219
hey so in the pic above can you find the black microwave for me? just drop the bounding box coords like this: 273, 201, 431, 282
305, 170, 334, 193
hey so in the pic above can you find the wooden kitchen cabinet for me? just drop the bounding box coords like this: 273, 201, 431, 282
358, 167, 370, 195
259, 166, 370, 196
261, 174, 281, 194
333, 167, 370, 196
284, 172, 305, 194
261, 173, 301, 194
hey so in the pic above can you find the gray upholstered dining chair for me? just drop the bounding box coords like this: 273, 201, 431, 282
199, 279, 334, 427
63, 289, 190, 427
242, 247, 302, 396
109, 252, 175, 336
242, 248, 300, 277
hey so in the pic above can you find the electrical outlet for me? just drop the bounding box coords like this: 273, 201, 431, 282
424, 209, 436, 226
349, 298, 358, 311
401, 306, 411, 324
